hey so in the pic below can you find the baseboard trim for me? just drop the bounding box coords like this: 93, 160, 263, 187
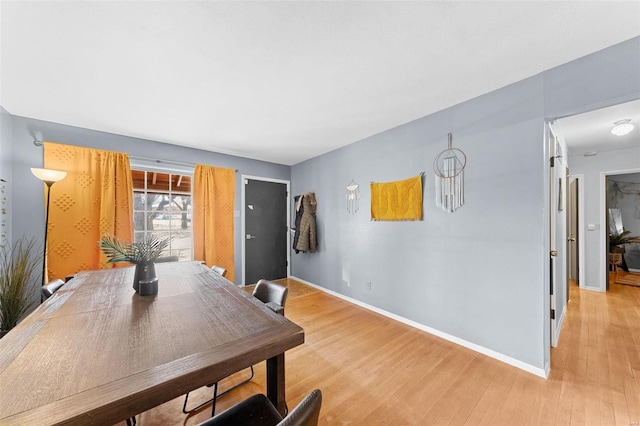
290, 275, 548, 379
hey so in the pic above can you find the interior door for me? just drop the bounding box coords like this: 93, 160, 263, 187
244, 178, 289, 285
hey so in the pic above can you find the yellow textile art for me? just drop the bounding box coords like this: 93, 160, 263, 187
370, 175, 423, 221
43, 142, 134, 282
193, 164, 235, 282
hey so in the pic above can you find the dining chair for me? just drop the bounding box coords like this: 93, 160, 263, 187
211, 265, 227, 277
196, 389, 322, 426
183, 280, 289, 416
41, 279, 65, 300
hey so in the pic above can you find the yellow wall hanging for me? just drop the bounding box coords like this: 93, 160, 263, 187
370, 174, 423, 221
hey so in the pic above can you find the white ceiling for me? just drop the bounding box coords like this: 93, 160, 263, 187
1, 1, 639, 166
556, 99, 640, 156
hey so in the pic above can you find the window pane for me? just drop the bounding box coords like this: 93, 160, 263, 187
134, 212, 147, 231
170, 195, 191, 231
133, 192, 147, 210
134, 232, 145, 243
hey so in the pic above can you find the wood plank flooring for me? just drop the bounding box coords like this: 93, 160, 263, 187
127, 277, 640, 425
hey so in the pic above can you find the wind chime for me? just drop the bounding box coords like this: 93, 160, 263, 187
433, 133, 467, 213
346, 179, 360, 214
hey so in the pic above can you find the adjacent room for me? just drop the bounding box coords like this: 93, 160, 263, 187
1, 2, 639, 425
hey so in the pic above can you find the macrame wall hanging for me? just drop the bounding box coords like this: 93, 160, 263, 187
346, 179, 360, 214
433, 133, 467, 213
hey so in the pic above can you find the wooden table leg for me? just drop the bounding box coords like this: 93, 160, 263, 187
266, 353, 286, 415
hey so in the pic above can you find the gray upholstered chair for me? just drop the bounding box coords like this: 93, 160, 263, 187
41, 279, 65, 300
183, 280, 289, 416
196, 389, 322, 426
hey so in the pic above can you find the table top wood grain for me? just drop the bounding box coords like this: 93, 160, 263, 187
0, 261, 304, 425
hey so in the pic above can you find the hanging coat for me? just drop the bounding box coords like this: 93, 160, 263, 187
294, 193, 317, 253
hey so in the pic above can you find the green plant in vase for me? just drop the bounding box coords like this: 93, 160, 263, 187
98, 234, 170, 296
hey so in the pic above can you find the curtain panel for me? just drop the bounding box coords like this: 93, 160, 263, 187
193, 164, 235, 282
43, 142, 134, 281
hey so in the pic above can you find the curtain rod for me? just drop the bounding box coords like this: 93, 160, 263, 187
33, 142, 237, 171
129, 155, 196, 169
130, 155, 238, 172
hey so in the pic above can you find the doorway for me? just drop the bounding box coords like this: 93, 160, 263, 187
567, 174, 584, 289
602, 170, 640, 290
241, 175, 290, 285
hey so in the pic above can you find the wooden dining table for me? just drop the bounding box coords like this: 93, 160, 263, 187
0, 261, 304, 425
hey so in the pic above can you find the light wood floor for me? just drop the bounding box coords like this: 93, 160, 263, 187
129, 276, 640, 425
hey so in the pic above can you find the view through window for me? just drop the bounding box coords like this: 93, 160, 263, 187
132, 169, 193, 261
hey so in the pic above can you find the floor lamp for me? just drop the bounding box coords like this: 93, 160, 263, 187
31, 168, 67, 299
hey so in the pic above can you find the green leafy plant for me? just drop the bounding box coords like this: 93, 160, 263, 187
609, 229, 640, 252
98, 234, 170, 265
0, 237, 40, 332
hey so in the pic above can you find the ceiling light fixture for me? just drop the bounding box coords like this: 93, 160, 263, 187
611, 119, 634, 136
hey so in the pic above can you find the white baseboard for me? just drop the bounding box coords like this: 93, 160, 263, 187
290, 276, 548, 379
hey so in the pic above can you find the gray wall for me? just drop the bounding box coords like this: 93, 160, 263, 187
0, 107, 12, 246
571, 147, 640, 287
291, 37, 640, 372
9, 116, 290, 284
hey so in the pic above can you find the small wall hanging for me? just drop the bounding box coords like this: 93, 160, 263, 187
346, 180, 360, 214
370, 174, 423, 221
433, 133, 466, 213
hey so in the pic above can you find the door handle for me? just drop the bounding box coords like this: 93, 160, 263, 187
246, 234, 256, 240
550, 250, 558, 257
567, 237, 576, 242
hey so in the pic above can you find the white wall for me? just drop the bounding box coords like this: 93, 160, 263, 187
569, 146, 640, 290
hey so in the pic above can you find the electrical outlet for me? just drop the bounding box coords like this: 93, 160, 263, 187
366, 282, 372, 290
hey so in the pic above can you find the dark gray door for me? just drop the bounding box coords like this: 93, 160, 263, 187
245, 179, 288, 284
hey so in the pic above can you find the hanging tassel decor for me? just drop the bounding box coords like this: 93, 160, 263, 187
346, 179, 360, 214
433, 133, 466, 213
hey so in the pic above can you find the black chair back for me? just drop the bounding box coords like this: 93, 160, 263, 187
280, 389, 322, 426
253, 279, 288, 308
42, 279, 65, 300
211, 265, 227, 277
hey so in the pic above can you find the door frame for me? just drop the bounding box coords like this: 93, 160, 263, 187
241, 174, 291, 286
599, 167, 640, 291
569, 174, 586, 289
547, 123, 558, 348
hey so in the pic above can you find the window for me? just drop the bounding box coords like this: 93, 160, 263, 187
132, 169, 193, 261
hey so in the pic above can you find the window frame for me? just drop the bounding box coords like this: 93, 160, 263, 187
130, 159, 195, 261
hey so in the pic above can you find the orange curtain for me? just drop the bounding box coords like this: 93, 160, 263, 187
43, 142, 133, 281
193, 164, 235, 282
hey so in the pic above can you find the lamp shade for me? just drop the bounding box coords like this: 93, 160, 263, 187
31, 168, 67, 183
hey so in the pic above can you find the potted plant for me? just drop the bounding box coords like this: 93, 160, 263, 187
609, 229, 640, 253
0, 237, 41, 338
98, 234, 170, 296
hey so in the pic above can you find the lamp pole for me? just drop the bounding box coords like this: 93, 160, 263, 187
31, 168, 67, 300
